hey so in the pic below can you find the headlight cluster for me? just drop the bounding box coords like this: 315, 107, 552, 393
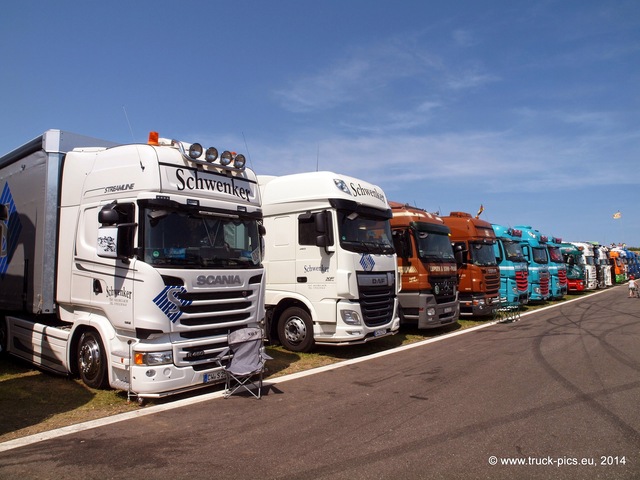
134, 350, 173, 366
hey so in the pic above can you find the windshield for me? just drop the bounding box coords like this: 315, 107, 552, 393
547, 246, 563, 263
470, 242, 497, 266
503, 240, 525, 262
142, 207, 261, 268
532, 246, 548, 264
337, 210, 394, 254
415, 230, 454, 261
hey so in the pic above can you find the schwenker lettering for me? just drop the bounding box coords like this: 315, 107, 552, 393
349, 182, 385, 202
176, 169, 252, 200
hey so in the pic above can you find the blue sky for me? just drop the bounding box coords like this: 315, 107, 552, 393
2, 1, 638, 246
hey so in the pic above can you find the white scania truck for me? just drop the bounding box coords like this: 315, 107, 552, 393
0, 130, 264, 402
258, 172, 400, 352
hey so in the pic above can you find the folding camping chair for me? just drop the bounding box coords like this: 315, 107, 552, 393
214, 327, 272, 399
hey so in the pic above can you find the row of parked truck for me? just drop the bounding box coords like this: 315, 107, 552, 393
0, 130, 636, 402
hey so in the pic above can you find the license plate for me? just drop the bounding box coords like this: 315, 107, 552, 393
374, 329, 387, 337
203, 371, 226, 384
444, 307, 452, 313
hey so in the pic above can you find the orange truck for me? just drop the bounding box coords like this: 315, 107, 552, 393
390, 202, 459, 329
441, 212, 500, 317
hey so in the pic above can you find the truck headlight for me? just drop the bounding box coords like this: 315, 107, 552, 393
341, 310, 361, 325
134, 350, 173, 366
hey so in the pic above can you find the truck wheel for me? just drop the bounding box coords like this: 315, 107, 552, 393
278, 307, 314, 353
77, 330, 108, 389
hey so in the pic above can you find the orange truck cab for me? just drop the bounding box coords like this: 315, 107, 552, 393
441, 212, 500, 317
390, 202, 459, 329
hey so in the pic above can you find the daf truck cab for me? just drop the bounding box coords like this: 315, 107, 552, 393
258, 172, 400, 352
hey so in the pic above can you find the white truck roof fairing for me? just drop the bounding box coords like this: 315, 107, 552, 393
258, 171, 389, 214
60, 142, 260, 209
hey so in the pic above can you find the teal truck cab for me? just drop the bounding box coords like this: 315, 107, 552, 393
559, 242, 586, 292
514, 225, 550, 302
491, 224, 529, 305
546, 236, 568, 300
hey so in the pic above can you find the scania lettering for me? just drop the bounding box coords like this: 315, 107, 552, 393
390, 202, 459, 329
0, 130, 265, 402
259, 172, 400, 352
441, 212, 500, 317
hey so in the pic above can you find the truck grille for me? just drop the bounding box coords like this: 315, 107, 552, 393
540, 272, 550, 297
516, 270, 529, 292
432, 276, 457, 304
484, 269, 501, 295
163, 274, 263, 368
558, 269, 567, 286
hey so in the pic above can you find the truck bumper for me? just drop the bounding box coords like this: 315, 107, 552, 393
128, 362, 227, 398
397, 292, 459, 329
459, 294, 498, 317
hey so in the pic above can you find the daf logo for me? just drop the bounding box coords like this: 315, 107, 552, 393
196, 274, 242, 286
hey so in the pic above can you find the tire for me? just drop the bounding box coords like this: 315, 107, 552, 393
77, 330, 108, 389
277, 307, 315, 353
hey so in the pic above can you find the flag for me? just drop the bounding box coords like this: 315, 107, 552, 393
475, 204, 484, 219
613, 211, 621, 220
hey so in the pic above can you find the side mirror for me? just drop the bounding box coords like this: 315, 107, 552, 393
314, 211, 334, 252
97, 203, 136, 260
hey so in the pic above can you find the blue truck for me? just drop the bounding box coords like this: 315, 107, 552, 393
546, 236, 568, 299
514, 225, 550, 302
491, 224, 529, 305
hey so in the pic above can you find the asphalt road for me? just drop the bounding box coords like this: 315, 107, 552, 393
1, 287, 639, 479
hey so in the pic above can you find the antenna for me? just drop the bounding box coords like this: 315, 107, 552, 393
122, 106, 136, 142
316, 144, 320, 172
242, 132, 255, 171
122, 106, 144, 171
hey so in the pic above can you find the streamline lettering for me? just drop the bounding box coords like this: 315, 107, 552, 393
104, 184, 134, 193
349, 182, 385, 202
176, 169, 252, 200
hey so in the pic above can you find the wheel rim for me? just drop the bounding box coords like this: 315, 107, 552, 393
79, 334, 102, 382
283, 316, 307, 345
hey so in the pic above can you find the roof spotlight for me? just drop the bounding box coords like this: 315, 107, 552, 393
205, 147, 219, 163
233, 154, 246, 169
188, 143, 203, 159
220, 150, 233, 166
